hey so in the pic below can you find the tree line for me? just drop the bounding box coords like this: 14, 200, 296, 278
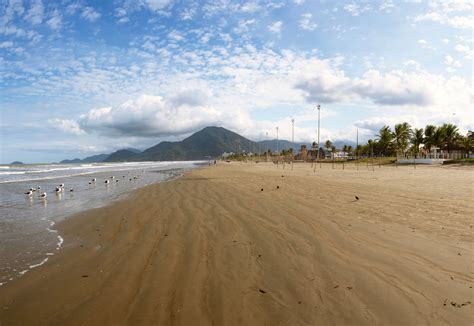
334, 123, 473, 157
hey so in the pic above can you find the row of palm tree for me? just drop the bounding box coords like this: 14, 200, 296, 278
355, 123, 473, 157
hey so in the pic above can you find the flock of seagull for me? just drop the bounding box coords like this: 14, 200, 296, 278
25, 173, 142, 200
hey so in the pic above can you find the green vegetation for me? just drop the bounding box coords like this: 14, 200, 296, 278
350, 123, 473, 157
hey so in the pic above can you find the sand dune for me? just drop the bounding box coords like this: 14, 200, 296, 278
0, 162, 472, 325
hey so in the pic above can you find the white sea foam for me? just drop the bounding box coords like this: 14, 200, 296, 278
18, 270, 28, 275
29, 257, 49, 269
57, 235, 64, 250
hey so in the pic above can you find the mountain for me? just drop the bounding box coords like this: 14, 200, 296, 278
60, 153, 110, 164
124, 148, 141, 154
60, 148, 141, 164
103, 149, 139, 162
61, 127, 358, 163
258, 140, 356, 153
10, 161, 24, 165
133, 126, 257, 161
257, 140, 306, 153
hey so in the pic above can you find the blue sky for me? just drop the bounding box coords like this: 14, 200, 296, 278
0, 0, 472, 163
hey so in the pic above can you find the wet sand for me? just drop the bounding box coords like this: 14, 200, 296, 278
0, 162, 472, 325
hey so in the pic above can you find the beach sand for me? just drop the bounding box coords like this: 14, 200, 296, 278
0, 162, 472, 325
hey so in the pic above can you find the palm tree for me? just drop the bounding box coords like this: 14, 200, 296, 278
459, 136, 473, 157
367, 139, 375, 157
424, 125, 436, 152
347, 145, 353, 158
393, 122, 412, 157
325, 140, 333, 151
331, 145, 337, 158
376, 125, 393, 156
440, 123, 460, 153
411, 128, 424, 157
432, 127, 445, 155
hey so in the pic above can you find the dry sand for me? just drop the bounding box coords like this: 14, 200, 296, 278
0, 162, 472, 325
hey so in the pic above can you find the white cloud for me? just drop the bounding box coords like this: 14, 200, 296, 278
417, 39, 436, 50
343, 3, 370, 16
414, 1, 473, 29
268, 21, 283, 34
0, 41, 14, 48
143, 0, 172, 12
444, 55, 461, 72
233, 19, 256, 34
81, 7, 101, 22
49, 119, 85, 135
379, 0, 395, 13
180, 7, 196, 20
299, 13, 317, 31
78, 94, 252, 138
47, 10, 62, 30
293, 0, 305, 4
240, 2, 261, 13
168, 30, 184, 41
454, 43, 474, 59
25, 0, 44, 25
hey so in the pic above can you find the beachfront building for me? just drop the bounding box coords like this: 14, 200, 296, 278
295, 144, 332, 161
221, 152, 234, 158
333, 150, 349, 159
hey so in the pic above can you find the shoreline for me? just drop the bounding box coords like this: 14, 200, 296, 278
0, 165, 200, 288
0, 162, 472, 325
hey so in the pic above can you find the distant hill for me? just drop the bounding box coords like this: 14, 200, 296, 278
132, 126, 257, 161
257, 140, 306, 153
259, 140, 356, 153
60, 153, 110, 164
60, 127, 357, 163
10, 161, 24, 165
60, 148, 141, 164
103, 149, 139, 162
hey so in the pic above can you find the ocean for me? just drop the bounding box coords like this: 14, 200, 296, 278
0, 161, 204, 287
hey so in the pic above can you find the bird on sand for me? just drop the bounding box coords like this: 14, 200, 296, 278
355, 196, 359, 201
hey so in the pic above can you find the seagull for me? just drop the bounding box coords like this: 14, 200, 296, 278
55, 187, 62, 193
105, 180, 110, 184
59, 183, 64, 188
37, 186, 41, 190
115, 180, 119, 183
69, 188, 74, 192
39, 192, 47, 199
30, 188, 36, 192
91, 178, 97, 182
25, 190, 33, 196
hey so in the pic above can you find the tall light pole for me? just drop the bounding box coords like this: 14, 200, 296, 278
266, 132, 269, 153
316, 104, 321, 169
276, 126, 279, 154
291, 118, 295, 171
291, 118, 294, 144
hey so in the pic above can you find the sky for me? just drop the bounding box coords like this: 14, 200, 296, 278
0, 0, 473, 163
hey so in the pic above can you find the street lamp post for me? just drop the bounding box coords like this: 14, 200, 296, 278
291, 118, 294, 171
266, 131, 269, 162
276, 126, 279, 154
315, 104, 321, 172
